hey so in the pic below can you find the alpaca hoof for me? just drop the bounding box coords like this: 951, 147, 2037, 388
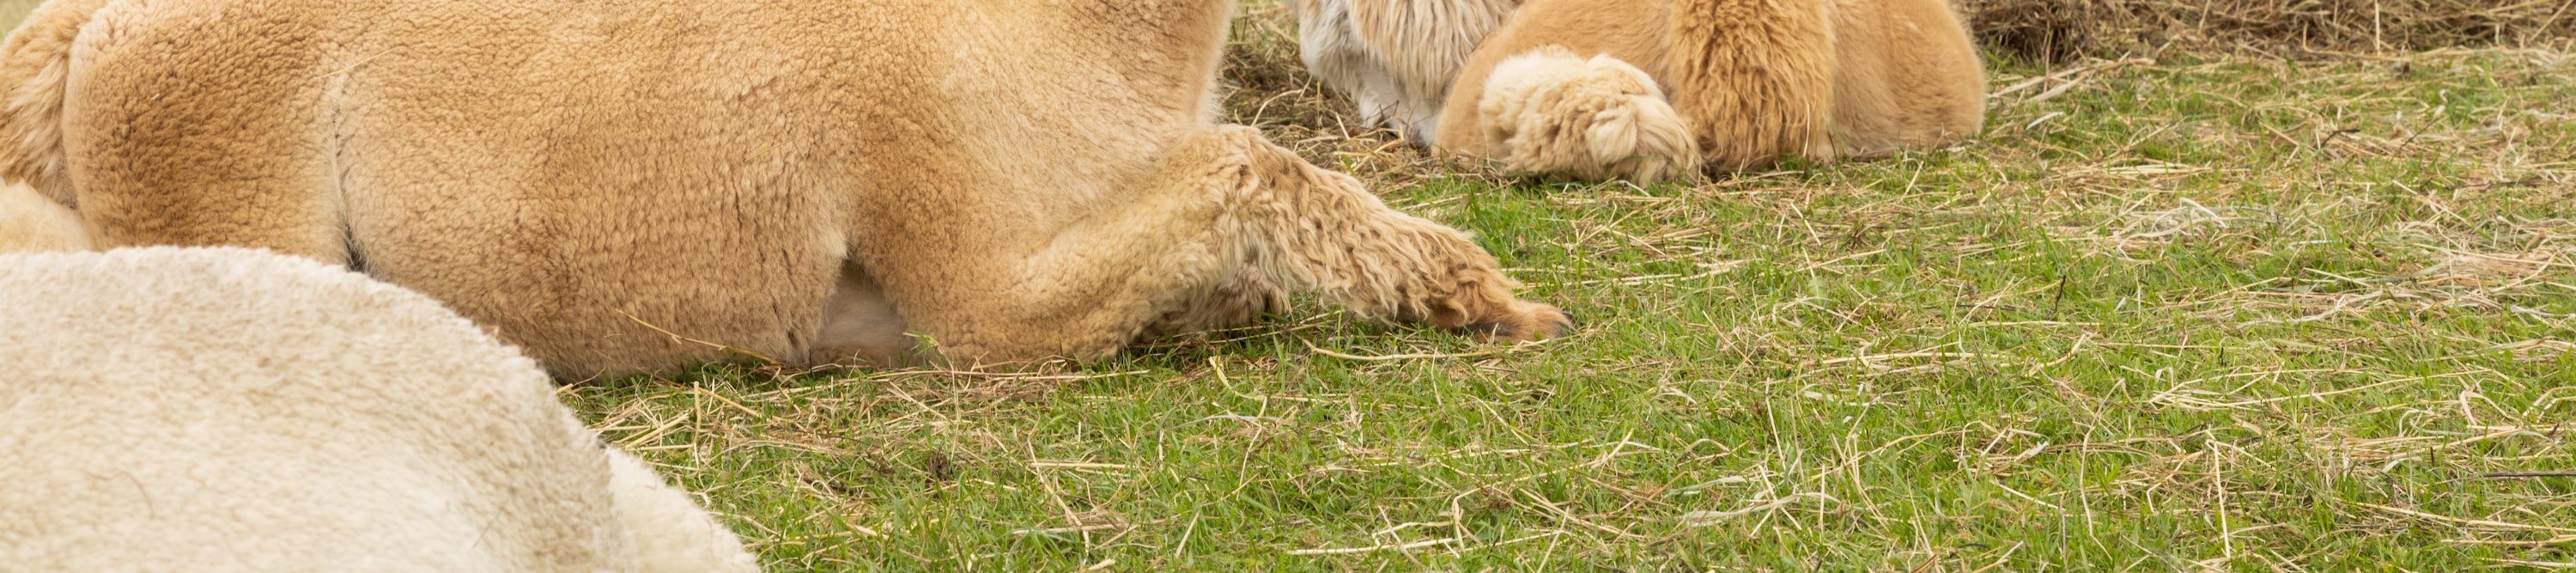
1468, 302, 1577, 342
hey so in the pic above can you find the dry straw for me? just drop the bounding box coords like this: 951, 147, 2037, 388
1964, 0, 2576, 61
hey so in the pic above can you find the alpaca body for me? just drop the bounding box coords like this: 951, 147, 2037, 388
0, 0, 1570, 376
0, 247, 760, 573
1300, 0, 1984, 180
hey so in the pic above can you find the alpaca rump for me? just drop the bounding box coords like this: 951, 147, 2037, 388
1664, 0, 1840, 170
1820, 0, 1988, 159
1475, 47, 1698, 182
1336, 0, 1982, 180
0, 0, 1570, 377
0, 247, 760, 573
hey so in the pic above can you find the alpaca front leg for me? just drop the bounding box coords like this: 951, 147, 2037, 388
974, 128, 1278, 361
1137, 270, 1285, 342
981, 126, 1571, 363
1215, 127, 1575, 340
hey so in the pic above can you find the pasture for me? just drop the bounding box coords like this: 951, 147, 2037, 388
13, 0, 2571, 570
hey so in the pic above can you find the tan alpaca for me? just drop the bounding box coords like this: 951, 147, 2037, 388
0, 0, 1572, 377
1302, 0, 1984, 181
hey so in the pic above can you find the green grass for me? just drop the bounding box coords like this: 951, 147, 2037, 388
0, 0, 2561, 570
550, 32, 2576, 571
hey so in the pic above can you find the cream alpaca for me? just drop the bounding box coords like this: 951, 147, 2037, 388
0, 0, 1571, 377
0, 247, 760, 573
1299, 0, 1985, 181
0, 181, 84, 251
1476, 47, 1698, 182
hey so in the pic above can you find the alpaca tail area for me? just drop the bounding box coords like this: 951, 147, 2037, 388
1472, 47, 1698, 184
1668, 0, 1837, 170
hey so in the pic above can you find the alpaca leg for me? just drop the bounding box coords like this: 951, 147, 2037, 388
811, 263, 920, 368
1138, 269, 1286, 342
1218, 126, 1573, 339
1476, 47, 1699, 183
925, 125, 1571, 363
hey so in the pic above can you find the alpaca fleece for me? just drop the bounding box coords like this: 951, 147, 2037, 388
1287, 0, 1523, 141
1475, 47, 1698, 182
0, 0, 1571, 376
0, 181, 84, 252
0, 247, 759, 573
1301, 0, 1985, 181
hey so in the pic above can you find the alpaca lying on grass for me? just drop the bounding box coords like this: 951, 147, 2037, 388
1291, 0, 1987, 181
0, 0, 1571, 377
0, 247, 760, 573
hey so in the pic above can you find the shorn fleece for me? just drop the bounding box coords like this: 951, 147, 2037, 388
0, 247, 760, 572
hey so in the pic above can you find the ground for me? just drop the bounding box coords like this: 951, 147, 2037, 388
11, 0, 2574, 570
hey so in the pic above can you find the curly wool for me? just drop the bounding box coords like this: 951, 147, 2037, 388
1475, 47, 1698, 182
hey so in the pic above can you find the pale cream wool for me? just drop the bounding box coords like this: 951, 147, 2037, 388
0, 247, 761, 573
1476, 46, 1698, 183
0, 0, 1571, 377
0, 181, 85, 252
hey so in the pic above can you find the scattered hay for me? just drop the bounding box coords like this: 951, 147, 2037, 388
1218, 1, 1511, 192
1964, 0, 2576, 62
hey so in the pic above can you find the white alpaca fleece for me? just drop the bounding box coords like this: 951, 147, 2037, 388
0, 247, 760, 573
1477, 47, 1698, 182
1291, 0, 1522, 141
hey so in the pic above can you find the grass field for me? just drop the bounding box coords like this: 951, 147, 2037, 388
550, 9, 2576, 570
9, 0, 2569, 570
556, 6, 2575, 573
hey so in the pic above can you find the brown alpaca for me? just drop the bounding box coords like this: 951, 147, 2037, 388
0, 0, 1572, 377
1300, 0, 1985, 181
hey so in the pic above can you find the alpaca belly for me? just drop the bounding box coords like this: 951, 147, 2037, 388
811, 263, 915, 368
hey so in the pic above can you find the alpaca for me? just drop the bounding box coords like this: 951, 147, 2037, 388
0, 247, 760, 573
0, 181, 85, 252
1286, 0, 1523, 142
1473, 47, 1699, 182
0, 0, 1572, 377
1297, 0, 1985, 181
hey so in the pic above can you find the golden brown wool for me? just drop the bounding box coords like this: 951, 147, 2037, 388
0, 0, 1571, 377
